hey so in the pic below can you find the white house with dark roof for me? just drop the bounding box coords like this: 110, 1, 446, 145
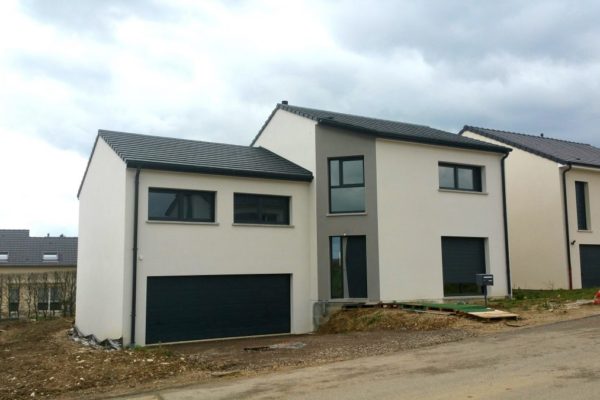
461, 126, 600, 289
77, 103, 512, 346
0, 230, 77, 319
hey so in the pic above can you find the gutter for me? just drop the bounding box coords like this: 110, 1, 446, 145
501, 153, 513, 297
561, 164, 573, 289
130, 168, 141, 346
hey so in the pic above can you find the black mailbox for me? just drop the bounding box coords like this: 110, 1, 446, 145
476, 274, 494, 286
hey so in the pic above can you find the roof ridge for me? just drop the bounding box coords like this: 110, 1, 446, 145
280, 103, 431, 129
465, 125, 591, 146
99, 129, 259, 151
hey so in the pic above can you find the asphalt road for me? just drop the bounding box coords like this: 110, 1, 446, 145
121, 315, 600, 400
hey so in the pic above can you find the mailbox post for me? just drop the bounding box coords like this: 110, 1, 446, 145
476, 274, 494, 307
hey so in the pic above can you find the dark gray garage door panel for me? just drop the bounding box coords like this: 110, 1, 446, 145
580, 245, 600, 288
146, 274, 291, 344
442, 237, 486, 296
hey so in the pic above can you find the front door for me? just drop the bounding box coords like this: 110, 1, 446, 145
330, 236, 367, 299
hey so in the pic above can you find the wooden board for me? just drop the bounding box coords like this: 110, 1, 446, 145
467, 310, 519, 320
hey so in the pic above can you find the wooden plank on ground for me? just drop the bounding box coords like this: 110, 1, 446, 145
467, 310, 519, 320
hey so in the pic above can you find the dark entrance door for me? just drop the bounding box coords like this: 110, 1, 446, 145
441, 237, 486, 296
145, 274, 291, 344
330, 236, 367, 299
580, 245, 600, 288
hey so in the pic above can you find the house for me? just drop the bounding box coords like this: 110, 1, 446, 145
76, 103, 511, 346
461, 126, 600, 290
0, 229, 77, 319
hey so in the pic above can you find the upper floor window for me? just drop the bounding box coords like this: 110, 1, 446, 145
148, 188, 215, 222
0, 252, 7, 262
234, 193, 290, 225
438, 163, 482, 192
329, 157, 365, 213
42, 252, 58, 262
575, 181, 590, 230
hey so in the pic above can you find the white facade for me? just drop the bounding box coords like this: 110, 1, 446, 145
77, 137, 313, 345
376, 139, 509, 299
463, 129, 600, 289
254, 108, 510, 302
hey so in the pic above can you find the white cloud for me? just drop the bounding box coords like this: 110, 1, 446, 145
0, 128, 87, 236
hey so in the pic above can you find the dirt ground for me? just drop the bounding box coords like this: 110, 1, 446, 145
1, 304, 599, 400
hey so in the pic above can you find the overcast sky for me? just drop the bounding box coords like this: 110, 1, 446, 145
1, 0, 599, 236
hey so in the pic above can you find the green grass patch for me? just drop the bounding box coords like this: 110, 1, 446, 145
489, 287, 599, 310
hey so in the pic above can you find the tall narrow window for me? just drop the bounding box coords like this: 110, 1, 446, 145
148, 188, 215, 222
329, 157, 365, 213
329, 236, 367, 299
8, 285, 19, 318
438, 163, 482, 192
575, 181, 590, 230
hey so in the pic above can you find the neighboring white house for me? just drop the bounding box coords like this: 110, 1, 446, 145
76, 103, 512, 346
462, 126, 600, 290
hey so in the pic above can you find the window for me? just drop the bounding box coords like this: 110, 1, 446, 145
148, 188, 215, 222
37, 286, 61, 312
8, 285, 19, 318
576, 181, 590, 230
42, 252, 58, 262
438, 163, 482, 192
329, 157, 365, 213
234, 193, 290, 225
0, 252, 7, 262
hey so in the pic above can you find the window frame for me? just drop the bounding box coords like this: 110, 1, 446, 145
575, 181, 590, 231
328, 156, 366, 214
148, 187, 216, 223
438, 162, 483, 192
233, 193, 291, 225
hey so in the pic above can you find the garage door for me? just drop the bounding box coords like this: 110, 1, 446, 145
580, 245, 600, 288
441, 237, 486, 296
146, 274, 291, 344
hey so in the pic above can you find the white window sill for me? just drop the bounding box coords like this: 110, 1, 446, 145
326, 212, 367, 217
232, 223, 294, 228
438, 189, 488, 195
577, 229, 593, 233
146, 220, 219, 226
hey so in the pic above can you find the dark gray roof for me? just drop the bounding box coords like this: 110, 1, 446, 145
0, 230, 77, 267
252, 103, 510, 154
78, 130, 313, 196
461, 126, 600, 169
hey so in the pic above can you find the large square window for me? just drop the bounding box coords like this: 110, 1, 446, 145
234, 193, 290, 225
438, 163, 482, 192
329, 157, 365, 213
148, 188, 215, 222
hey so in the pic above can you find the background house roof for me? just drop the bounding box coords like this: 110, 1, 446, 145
0, 230, 78, 267
252, 103, 511, 154
97, 130, 314, 182
462, 126, 600, 168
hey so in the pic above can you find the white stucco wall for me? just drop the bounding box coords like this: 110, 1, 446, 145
461, 131, 570, 289
253, 109, 317, 172
131, 170, 313, 345
76, 138, 128, 340
253, 109, 320, 310
375, 139, 509, 300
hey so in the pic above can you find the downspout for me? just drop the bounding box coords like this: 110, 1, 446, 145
501, 153, 512, 298
130, 168, 141, 347
561, 164, 573, 289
